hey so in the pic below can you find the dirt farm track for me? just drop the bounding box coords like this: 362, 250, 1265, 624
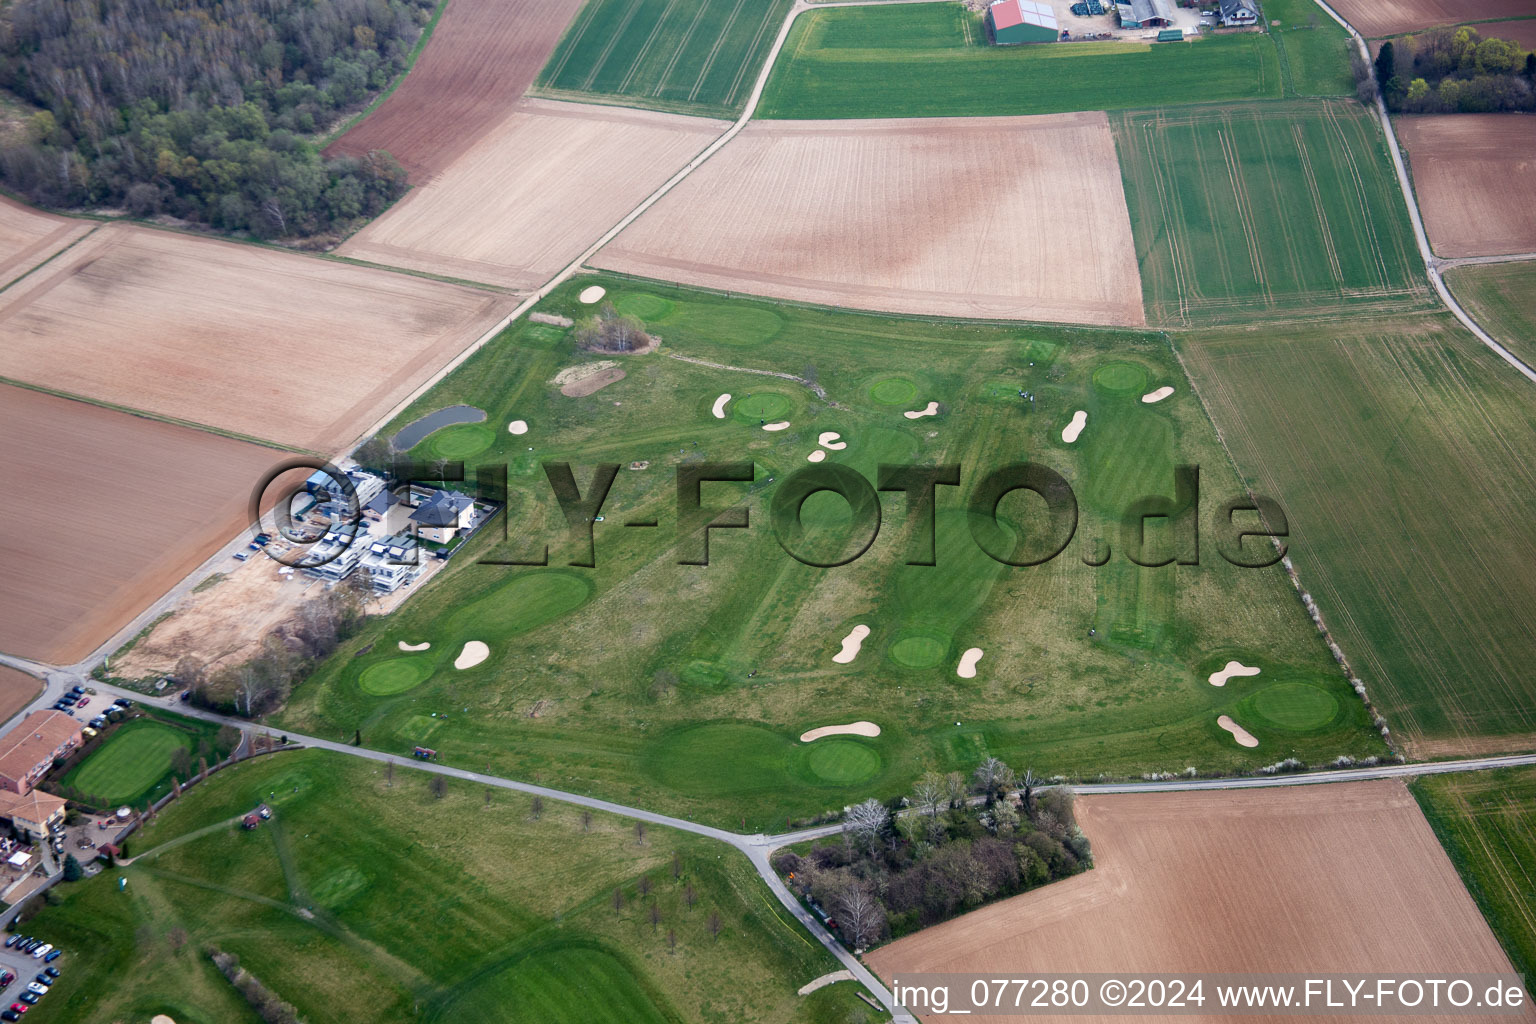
0, 196, 93, 288
0, 384, 301, 666
868, 781, 1535, 1024
1327, 0, 1536, 38
0, 224, 503, 452
1396, 115, 1536, 259
338, 100, 730, 290
325, 0, 583, 180
594, 111, 1146, 326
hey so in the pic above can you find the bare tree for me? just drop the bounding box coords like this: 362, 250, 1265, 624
667, 928, 676, 952
843, 798, 890, 851
672, 851, 682, 879
1020, 767, 1038, 813
834, 884, 884, 950
634, 820, 646, 845
912, 770, 947, 819
708, 910, 722, 941
973, 757, 1016, 802
649, 902, 662, 933
385, 759, 394, 788
581, 809, 592, 832
612, 888, 624, 914
637, 874, 653, 900
684, 882, 697, 909
429, 775, 447, 800
529, 795, 543, 820
945, 771, 967, 808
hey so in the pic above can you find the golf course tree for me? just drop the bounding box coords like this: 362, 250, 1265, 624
776, 758, 1094, 940
575, 303, 652, 353
61, 854, 82, 883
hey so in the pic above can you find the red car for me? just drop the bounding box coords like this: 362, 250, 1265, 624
8, 1004, 27, 1013
75, 698, 88, 708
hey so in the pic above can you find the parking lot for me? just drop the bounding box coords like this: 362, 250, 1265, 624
0, 938, 64, 1015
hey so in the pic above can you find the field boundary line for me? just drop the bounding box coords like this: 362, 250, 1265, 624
725, 1, 784, 107
619, 0, 686, 95
689, 0, 749, 102
542, 0, 605, 86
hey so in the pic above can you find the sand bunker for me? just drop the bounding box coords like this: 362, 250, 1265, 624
152, 1016, 177, 1024
1142, 386, 1175, 404
833, 624, 871, 664
579, 285, 606, 304
398, 641, 431, 652
807, 449, 827, 462
957, 647, 984, 679
1062, 410, 1088, 443
818, 431, 847, 450
711, 393, 731, 419
1208, 660, 1261, 687
508, 420, 528, 435
553, 359, 625, 397
1217, 715, 1259, 748
904, 402, 939, 420
798, 970, 854, 995
454, 641, 489, 669
762, 421, 790, 431
799, 721, 881, 743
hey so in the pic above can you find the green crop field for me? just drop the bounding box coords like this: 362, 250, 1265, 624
1413, 767, 1536, 984
271, 275, 1384, 831
1179, 313, 1536, 754
1264, 0, 1355, 97
533, 0, 793, 117
1445, 261, 1536, 371
1114, 99, 1433, 327
23, 750, 865, 1024
756, 5, 1282, 119
58, 711, 235, 807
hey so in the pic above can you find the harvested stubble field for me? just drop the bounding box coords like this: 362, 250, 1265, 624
0, 195, 93, 287
1326, 0, 1536, 38
339, 100, 729, 290
1179, 314, 1536, 756
1445, 260, 1536, 369
594, 112, 1145, 325
0, 384, 297, 666
868, 781, 1536, 1024
0, 224, 503, 452
534, 0, 794, 118
757, 5, 1282, 120
274, 275, 1384, 832
325, 0, 584, 180
1114, 100, 1432, 327
1396, 115, 1536, 259
1414, 767, 1536, 987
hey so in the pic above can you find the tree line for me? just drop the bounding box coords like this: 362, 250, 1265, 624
772, 757, 1092, 948
1375, 27, 1536, 113
0, 0, 434, 237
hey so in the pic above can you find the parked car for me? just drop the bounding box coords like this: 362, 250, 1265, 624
114, 698, 133, 708
17, 992, 36, 1004
20, 940, 37, 953
3, 1008, 21, 1020
4, 935, 19, 948
80, 727, 97, 739
24, 982, 45, 995
41, 968, 56, 979
40, 954, 57, 966
69, 684, 83, 695
29, 977, 46, 989
75, 698, 88, 709
88, 718, 106, 730
6, 1004, 23, 1014
29, 946, 50, 961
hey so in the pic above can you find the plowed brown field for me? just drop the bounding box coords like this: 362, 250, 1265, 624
867, 781, 1535, 1024
1330, 0, 1536, 37
1397, 115, 1536, 258
0, 667, 42, 725
1472, 19, 1536, 49
0, 385, 300, 666
593, 112, 1146, 326
325, 0, 584, 181
338, 100, 729, 289
0, 224, 503, 452
0, 196, 93, 288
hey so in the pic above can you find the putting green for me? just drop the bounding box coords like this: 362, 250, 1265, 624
1249, 681, 1340, 731
612, 292, 673, 321
65, 721, 190, 805
804, 740, 882, 785
358, 657, 434, 696
869, 376, 919, 406
732, 392, 795, 423
449, 572, 592, 639
428, 423, 496, 461
887, 632, 949, 670
1092, 362, 1149, 395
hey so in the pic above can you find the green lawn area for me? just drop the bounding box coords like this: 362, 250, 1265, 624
757, 4, 1283, 119
1179, 313, 1536, 752
271, 274, 1385, 831
1264, 0, 1355, 97
1114, 99, 1433, 328
57, 709, 236, 808
1445, 261, 1536, 371
1413, 767, 1536, 985
19, 750, 869, 1024
533, 0, 794, 118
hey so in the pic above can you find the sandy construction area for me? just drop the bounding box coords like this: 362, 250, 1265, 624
0, 384, 296, 666
0, 224, 502, 451
338, 100, 729, 289
868, 781, 1536, 1023
0, 197, 93, 287
1397, 116, 1536, 258
1328, 0, 1534, 37
595, 112, 1145, 326
325, 0, 583, 181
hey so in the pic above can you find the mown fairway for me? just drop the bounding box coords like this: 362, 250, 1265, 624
273, 276, 1383, 831
1179, 314, 1536, 756
25, 750, 863, 1024
1446, 261, 1536, 370
1414, 767, 1536, 985
534, 0, 793, 117
757, 5, 1281, 119
1114, 99, 1433, 327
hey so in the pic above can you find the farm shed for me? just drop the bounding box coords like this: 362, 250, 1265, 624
988, 0, 1060, 43
1116, 0, 1174, 28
